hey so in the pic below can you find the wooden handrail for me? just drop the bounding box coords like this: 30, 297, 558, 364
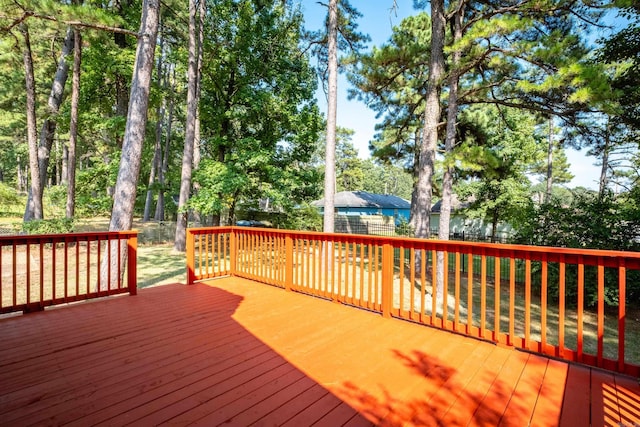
0, 231, 138, 314
186, 226, 640, 377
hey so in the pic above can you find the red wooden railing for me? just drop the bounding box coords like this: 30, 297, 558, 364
186, 226, 640, 377
0, 231, 138, 314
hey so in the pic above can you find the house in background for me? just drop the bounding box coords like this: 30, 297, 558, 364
312, 191, 411, 222
313, 191, 513, 241
431, 197, 514, 241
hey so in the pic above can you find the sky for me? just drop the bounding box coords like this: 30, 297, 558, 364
297, 0, 625, 190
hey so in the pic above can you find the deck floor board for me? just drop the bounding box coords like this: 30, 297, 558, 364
0, 278, 638, 426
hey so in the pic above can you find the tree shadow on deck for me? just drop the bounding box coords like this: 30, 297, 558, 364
0, 284, 372, 426
333, 345, 640, 426
333, 348, 518, 426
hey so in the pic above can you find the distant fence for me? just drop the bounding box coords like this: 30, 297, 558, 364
334, 217, 512, 244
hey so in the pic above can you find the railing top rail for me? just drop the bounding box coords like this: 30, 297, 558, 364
187, 226, 640, 261
0, 230, 139, 244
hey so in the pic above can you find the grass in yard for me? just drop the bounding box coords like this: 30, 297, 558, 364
137, 244, 185, 288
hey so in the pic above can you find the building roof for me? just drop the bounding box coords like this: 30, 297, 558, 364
430, 195, 470, 213
312, 191, 410, 209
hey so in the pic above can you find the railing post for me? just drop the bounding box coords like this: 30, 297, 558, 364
285, 234, 293, 291
127, 233, 137, 296
186, 229, 195, 285
229, 228, 237, 276
381, 242, 393, 319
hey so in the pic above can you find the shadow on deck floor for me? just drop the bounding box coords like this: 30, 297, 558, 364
0, 278, 639, 426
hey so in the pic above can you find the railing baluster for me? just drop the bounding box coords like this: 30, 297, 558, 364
399, 245, 405, 317
509, 254, 515, 346
409, 247, 415, 320
12, 241, 17, 307
337, 241, 343, 301
86, 238, 91, 295
75, 237, 80, 297
97, 236, 101, 293
420, 249, 426, 323
577, 256, 584, 362
431, 249, 436, 325
467, 251, 473, 335
117, 237, 122, 289
597, 258, 605, 367
618, 258, 626, 373
525, 257, 531, 350
559, 256, 565, 358
107, 237, 112, 293
455, 251, 461, 331
359, 242, 365, 307
480, 250, 487, 338
26, 243, 30, 306
494, 254, 500, 342
443, 249, 449, 328
51, 239, 56, 302
541, 253, 548, 352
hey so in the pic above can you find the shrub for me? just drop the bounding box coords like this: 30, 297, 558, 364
21, 218, 75, 235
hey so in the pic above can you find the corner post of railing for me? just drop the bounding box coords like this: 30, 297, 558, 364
285, 233, 293, 291
229, 228, 237, 276
381, 241, 393, 319
127, 232, 138, 296
186, 229, 196, 285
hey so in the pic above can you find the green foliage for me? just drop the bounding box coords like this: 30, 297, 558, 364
46, 185, 68, 209
456, 106, 540, 235
348, 12, 430, 171
73, 158, 119, 217
278, 203, 323, 231
0, 181, 20, 207
21, 218, 74, 235
395, 217, 413, 237
515, 190, 640, 307
335, 128, 364, 192
306, 0, 370, 87
361, 160, 413, 201
192, 0, 323, 220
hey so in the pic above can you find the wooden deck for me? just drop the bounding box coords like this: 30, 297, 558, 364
1, 278, 638, 426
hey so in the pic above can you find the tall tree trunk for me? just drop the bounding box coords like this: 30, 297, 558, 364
20, 24, 43, 221
61, 144, 68, 186
66, 28, 81, 219
436, 2, 464, 299
154, 71, 174, 222
545, 117, 553, 203
143, 33, 164, 222
193, 0, 204, 172
24, 28, 74, 221
174, 0, 200, 252
323, 0, 338, 234
191, 0, 205, 226
17, 157, 25, 192
109, 0, 159, 232
104, 0, 159, 291
412, 0, 445, 239
114, 1, 130, 147
55, 140, 62, 185
599, 119, 611, 197
491, 209, 499, 243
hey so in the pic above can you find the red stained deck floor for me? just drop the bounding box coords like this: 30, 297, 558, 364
0, 278, 639, 426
